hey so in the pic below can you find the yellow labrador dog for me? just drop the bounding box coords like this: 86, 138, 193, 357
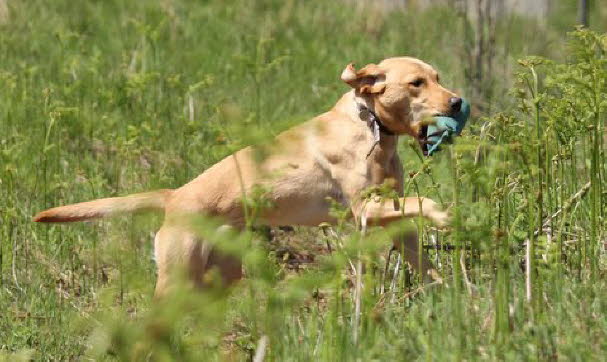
34, 57, 460, 296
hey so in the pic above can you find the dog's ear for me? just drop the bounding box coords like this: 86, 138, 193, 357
341, 63, 386, 94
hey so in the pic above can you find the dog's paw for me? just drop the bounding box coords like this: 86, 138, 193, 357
430, 210, 450, 228
420, 198, 451, 228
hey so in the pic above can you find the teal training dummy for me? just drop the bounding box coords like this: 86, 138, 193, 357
423, 98, 470, 156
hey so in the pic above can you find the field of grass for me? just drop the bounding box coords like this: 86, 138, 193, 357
1, 0, 606, 360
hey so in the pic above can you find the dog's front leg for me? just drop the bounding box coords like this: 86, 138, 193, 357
391, 229, 441, 283
353, 197, 446, 282
359, 197, 449, 228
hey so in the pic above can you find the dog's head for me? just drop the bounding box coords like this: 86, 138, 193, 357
341, 57, 461, 141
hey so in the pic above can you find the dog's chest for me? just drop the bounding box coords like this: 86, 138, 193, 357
325, 143, 397, 200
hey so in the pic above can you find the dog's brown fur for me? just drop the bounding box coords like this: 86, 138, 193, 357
34, 57, 458, 296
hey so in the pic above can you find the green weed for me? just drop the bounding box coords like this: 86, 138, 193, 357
1, 1, 606, 360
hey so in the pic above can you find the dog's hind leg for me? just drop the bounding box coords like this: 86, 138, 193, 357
152, 225, 242, 298
153, 226, 202, 297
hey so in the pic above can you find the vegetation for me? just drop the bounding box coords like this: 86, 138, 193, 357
0, 0, 606, 360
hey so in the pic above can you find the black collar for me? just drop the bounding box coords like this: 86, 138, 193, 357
356, 103, 395, 137
356, 102, 396, 158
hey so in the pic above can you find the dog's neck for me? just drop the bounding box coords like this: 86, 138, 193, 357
334, 91, 399, 160
355, 100, 395, 137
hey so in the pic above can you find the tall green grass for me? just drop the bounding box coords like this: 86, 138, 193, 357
1, 0, 606, 360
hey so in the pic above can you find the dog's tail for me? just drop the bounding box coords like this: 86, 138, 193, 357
33, 189, 173, 223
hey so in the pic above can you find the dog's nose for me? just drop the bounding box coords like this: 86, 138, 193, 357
449, 97, 462, 113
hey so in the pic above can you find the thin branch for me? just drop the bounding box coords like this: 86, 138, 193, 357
253, 335, 269, 362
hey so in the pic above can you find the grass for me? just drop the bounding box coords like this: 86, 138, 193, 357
1, 0, 606, 360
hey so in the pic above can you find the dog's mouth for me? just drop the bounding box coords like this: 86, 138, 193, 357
416, 111, 455, 156
416, 115, 442, 156
415, 100, 471, 156
417, 125, 433, 156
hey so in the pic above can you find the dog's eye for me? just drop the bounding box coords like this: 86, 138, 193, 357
409, 78, 424, 87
